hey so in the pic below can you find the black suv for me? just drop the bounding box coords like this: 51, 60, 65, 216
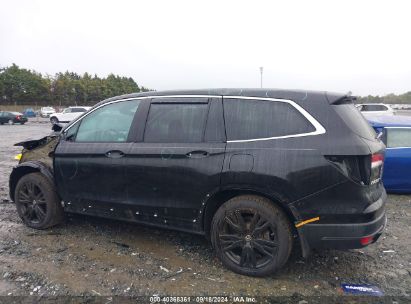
9, 89, 387, 276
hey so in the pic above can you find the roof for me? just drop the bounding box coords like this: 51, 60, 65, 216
95, 88, 348, 107
366, 114, 411, 127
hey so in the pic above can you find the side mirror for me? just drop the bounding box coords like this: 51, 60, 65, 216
51, 123, 63, 132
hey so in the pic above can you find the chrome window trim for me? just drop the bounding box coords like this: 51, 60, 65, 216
223, 96, 326, 143
63, 95, 220, 133
63, 95, 326, 143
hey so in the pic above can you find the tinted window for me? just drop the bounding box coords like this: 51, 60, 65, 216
386, 128, 411, 148
363, 105, 388, 111
144, 103, 208, 143
72, 108, 87, 113
223, 99, 315, 141
75, 100, 140, 142
333, 104, 376, 140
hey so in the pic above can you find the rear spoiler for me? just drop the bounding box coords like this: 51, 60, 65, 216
325, 92, 357, 105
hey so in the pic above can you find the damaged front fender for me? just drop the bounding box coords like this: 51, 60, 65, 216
9, 161, 55, 201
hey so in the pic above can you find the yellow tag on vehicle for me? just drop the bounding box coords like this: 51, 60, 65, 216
14, 153, 22, 161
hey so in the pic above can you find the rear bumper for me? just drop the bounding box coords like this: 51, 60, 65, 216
301, 193, 387, 250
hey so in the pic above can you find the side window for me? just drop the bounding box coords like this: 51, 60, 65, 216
144, 103, 208, 143
386, 128, 411, 148
223, 99, 316, 141
366, 105, 386, 111
75, 100, 140, 142
64, 122, 80, 142
72, 108, 86, 113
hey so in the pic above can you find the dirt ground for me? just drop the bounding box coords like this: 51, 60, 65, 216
0, 121, 410, 302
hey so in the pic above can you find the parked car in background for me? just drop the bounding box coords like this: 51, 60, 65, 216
10, 89, 387, 277
50, 106, 91, 124
40, 107, 56, 118
356, 103, 394, 117
22, 108, 36, 118
0, 111, 28, 125
367, 115, 411, 193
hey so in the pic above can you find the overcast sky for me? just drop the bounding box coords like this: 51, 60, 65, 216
1, 0, 410, 96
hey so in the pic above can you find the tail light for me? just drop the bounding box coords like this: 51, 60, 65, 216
325, 152, 384, 186
370, 153, 384, 185
16, 115, 21, 119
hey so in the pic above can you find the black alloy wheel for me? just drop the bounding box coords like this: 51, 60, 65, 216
15, 173, 64, 229
211, 195, 292, 276
17, 180, 48, 224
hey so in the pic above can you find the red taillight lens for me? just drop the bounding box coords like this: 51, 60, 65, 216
360, 236, 373, 246
16, 115, 21, 119
371, 153, 384, 164
370, 153, 384, 185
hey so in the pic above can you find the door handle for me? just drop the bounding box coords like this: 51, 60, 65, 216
186, 151, 209, 158
105, 150, 125, 158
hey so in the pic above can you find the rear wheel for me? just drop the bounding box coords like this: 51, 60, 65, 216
50, 117, 58, 124
211, 195, 292, 276
14, 173, 64, 229
8, 119, 14, 125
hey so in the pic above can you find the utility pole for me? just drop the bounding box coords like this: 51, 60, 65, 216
259, 66, 263, 88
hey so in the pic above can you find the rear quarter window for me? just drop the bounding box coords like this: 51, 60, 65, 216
223, 98, 315, 141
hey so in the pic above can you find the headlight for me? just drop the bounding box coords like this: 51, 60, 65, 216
14, 153, 22, 161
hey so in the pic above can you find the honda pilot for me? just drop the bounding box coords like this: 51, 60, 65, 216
9, 89, 387, 276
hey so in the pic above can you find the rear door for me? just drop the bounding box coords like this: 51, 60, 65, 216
383, 127, 411, 192
125, 96, 226, 231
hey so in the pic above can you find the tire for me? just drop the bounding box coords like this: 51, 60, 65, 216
211, 195, 292, 277
14, 172, 64, 229
8, 119, 14, 125
50, 117, 59, 124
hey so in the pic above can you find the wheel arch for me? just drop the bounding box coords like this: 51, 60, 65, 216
201, 187, 298, 239
9, 161, 54, 201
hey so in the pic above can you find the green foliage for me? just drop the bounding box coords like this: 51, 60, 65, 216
0, 63, 151, 106
357, 92, 411, 104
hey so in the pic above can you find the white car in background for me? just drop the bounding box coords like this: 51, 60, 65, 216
40, 106, 56, 118
50, 106, 91, 124
356, 103, 395, 117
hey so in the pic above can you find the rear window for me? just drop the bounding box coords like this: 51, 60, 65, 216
333, 104, 376, 140
386, 128, 411, 148
223, 99, 315, 141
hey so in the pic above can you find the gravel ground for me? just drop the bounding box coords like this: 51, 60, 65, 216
0, 120, 410, 302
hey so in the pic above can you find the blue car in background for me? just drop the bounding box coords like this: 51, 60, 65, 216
22, 108, 36, 117
367, 115, 411, 193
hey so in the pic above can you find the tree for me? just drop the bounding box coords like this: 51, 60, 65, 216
0, 63, 151, 106
0, 64, 50, 105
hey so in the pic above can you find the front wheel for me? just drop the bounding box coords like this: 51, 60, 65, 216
14, 173, 64, 229
211, 195, 292, 276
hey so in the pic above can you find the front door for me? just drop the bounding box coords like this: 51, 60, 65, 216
125, 97, 226, 231
54, 99, 142, 214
